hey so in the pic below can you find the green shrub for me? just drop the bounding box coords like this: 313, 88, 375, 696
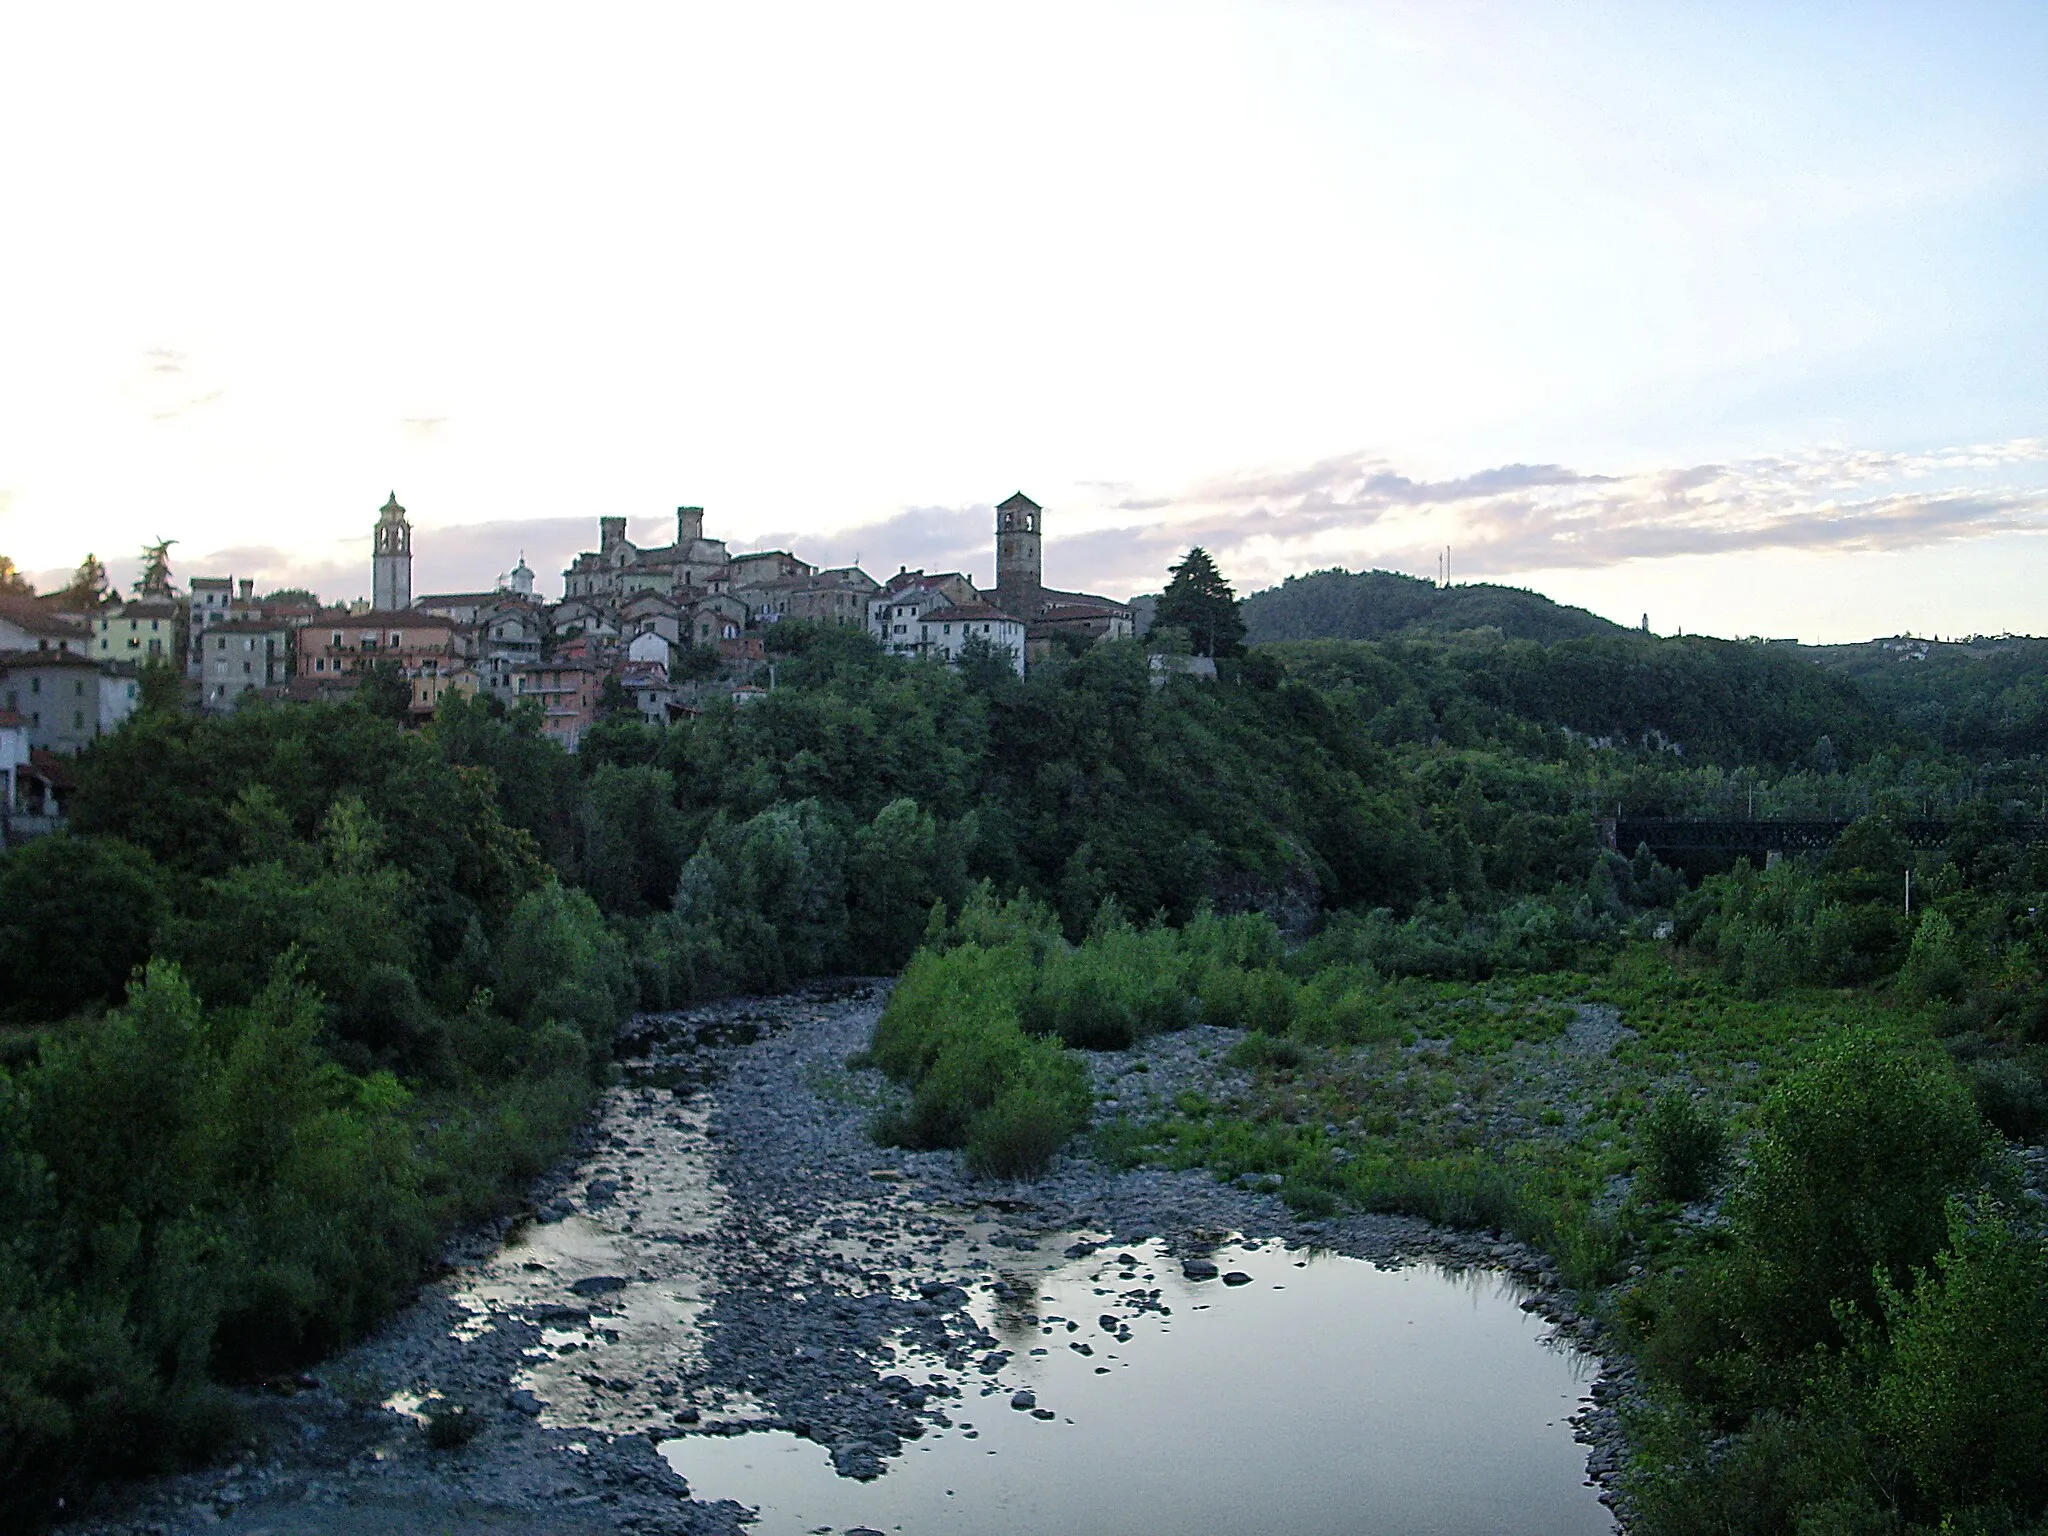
964, 1053, 1092, 1179
1636, 1092, 1726, 1204
1967, 1058, 2048, 1142
1020, 923, 1190, 1049
1228, 1032, 1307, 1070
867, 943, 1089, 1176
1900, 910, 1970, 1002
1729, 1030, 1995, 1363
423, 1400, 482, 1451
1870, 1200, 2048, 1515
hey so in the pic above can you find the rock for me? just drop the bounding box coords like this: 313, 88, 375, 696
532, 1303, 590, 1325
1031, 1408, 1056, 1420
507, 1389, 544, 1416
583, 1178, 621, 1207
1182, 1258, 1219, 1280
1098, 1314, 1120, 1331
569, 1275, 630, 1297
1222, 1271, 1253, 1287
675, 1406, 700, 1424
1010, 1390, 1036, 1411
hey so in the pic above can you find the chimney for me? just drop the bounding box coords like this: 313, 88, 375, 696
239, 578, 254, 603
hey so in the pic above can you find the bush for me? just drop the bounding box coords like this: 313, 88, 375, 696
1870, 1199, 2048, 1515
867, 943, 1089, 1177
1021, 923, 1190, 1049
1228, 1032, 1307, 1071
423, 1400, 482, 1451
1900, 909, 1970, 1001
1729, 1031, 1995, 1362
1636, 1092, 1726, 1204
1968, 1058, 2048, 1142
964, 1054, 1092, 1179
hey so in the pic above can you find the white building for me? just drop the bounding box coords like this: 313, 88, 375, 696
915, 602, 1027, 674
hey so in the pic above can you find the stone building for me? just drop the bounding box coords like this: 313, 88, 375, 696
562, 507, 732, 603
989, 491, 1134, 653
372, 492, 413, 611
199, 617, 291, 711
0, 651, 138, 753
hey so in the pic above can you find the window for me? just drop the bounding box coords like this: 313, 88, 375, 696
316, 658, 326, 672
217, 637, 227, 651
243, 662, 252, 676
150, 620, 159, 631
73, 711, 83, 729
74, 680, 83, 696
332, 632, 343, 647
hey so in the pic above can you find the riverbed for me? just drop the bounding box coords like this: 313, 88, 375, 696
61, 985, 1625, 1536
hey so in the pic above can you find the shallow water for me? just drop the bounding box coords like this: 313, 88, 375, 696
661, 1236, 1611, 1536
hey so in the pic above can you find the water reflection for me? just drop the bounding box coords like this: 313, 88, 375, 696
663, 1237, 1611, 1536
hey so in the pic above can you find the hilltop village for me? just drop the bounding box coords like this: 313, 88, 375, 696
0, 493, 1134, 796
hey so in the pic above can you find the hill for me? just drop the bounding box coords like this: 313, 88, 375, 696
1240, 568, 1625, 646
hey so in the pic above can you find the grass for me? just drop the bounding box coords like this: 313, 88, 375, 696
1095, 944, 1949, 1292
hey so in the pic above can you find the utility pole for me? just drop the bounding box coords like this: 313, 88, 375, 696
1905, 867, 1912, 918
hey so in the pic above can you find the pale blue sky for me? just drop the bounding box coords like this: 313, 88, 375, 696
0, 1, 2041, 639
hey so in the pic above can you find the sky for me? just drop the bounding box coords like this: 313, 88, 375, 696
1, 1, 2043, 641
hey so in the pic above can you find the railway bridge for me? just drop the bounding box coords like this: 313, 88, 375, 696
1602, 818, 2048, 857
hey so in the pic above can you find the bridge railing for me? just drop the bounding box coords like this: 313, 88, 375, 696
1604, 818, 2048, 854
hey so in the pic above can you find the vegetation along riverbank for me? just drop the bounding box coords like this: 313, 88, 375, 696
7, 586, 2048, 1532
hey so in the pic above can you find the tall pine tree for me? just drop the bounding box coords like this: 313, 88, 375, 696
1150, 546, 1246, 658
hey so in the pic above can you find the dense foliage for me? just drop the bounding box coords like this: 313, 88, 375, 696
1242, 567, 1623, 645
8, 564, 2048, 1529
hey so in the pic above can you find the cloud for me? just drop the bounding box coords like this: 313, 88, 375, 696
759, 504, 990, 579
1088, 438, 2048, 593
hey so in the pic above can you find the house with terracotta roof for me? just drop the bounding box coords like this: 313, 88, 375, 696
513, 658, 605, 749
295, 609, 467, 686
0, 597, 91, 656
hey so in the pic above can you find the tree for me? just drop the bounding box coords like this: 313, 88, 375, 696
51, 553, 109, 612
135, 656, 185, 718
0, 834, 167, 1020
259, 587, 321, 608
354, 661, 413, 723
133, 538, 178, 597
0, 556, 32, 596
596, 673, 636, 721
1150, 547, 1245, 658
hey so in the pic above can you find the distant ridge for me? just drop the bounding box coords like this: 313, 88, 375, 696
1240, 567, 1624, 645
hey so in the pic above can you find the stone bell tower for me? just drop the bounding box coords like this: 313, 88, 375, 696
994, 491, 1042, 619
372, 491, 413, 611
